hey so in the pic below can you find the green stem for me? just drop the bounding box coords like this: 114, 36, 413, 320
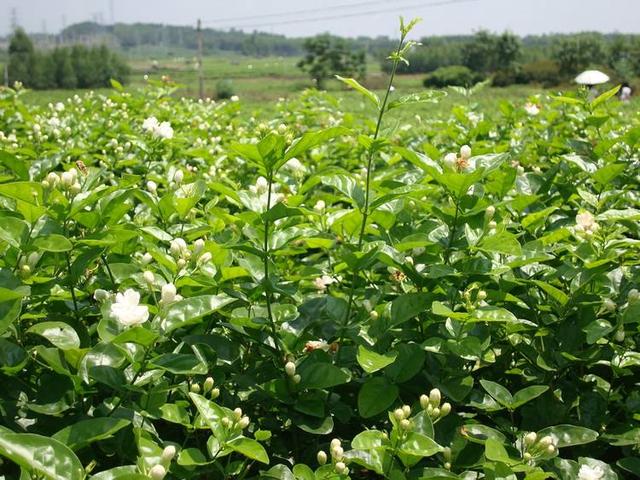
65, 252, 80, 322
101, 253, 117, 290
341, 35, 407, 332
263, 173, 283, 360
444, 197, 461, 264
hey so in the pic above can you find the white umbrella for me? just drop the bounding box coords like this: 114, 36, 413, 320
575, 70, 610, 86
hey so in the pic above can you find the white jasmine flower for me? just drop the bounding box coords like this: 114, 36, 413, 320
250, 176, 269, 194
146, 180, 157, 195
193, 239, 205, 254
524, 102, 540, 116
313, 275, 336, 291
142, 116, 159, 132
173, 169, 184, 184
460, 145, 472, 160
110, 289, 149, 327
443, 152, 457, 170
170, 238, 188, 257
143, 271, 155, 284
156, 121, 174, 139
55, 102, 65, 111
304, 339, 332, 352
314, 200, 326, 212
284, 157, 304, 173
230, 95, 239, 102
141, 252, 153, 264
575, 211, 599, 236
577, 465, 604, 480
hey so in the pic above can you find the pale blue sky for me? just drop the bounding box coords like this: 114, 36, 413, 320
3, 0, 640, 37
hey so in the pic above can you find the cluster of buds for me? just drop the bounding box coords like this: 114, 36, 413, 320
522, 432, 557, 462
42, 167, 82, 194
284, 361, 301, 384
442, 446, 452, 470
443, 145, 474, 173
317, 438, 349, 475
420, 388, 451, 422
169, 238, 212, 270
18, 252, 41, 277
575, 211, 600, 238
148, 444, 177, 479
220, 407, 250, 430
190, 376, 220, 399
393, 404, 414, 431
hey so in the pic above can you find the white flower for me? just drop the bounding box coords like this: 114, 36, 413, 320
143, 271, 155, 284
110, 289, 149, 327
160, 283, 177, 305
313, 275, 336, 291
577, 465, 604, 480
173, 169, 184, 184
193, 239, 205, 254
524, 102, 540, 116
575, 211, 599, 236
284, 157, 304, 173
156, 121, 174, 139
141, 252, 153, 264
304, 339, 332, 352
142, 116, 159, 132
314, 200, 326, 212
55, 102, 65, 111
459, 145, 472, 160
443, 153, 457, 169
230, 95, 239, 102
250, 176, 269, 194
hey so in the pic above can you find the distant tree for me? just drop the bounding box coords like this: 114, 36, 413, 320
494, 32, 521, 70
31, 52, 57, 89
8, 28, 35, 86
462, 31, 496, 73
552, 34, 607, 75
52, 48, 78, 89
297, 34, 366, 89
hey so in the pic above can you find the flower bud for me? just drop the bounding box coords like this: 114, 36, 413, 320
488, 220, 497, 229
190, 383, 200, 393
20, 264, 30, 275
94, 289, 109, 302
402, 405, 411, 417
429, 388, 441, 407
203, 376, 214, 393
149, 464, 166, 480
420, 394, 430, 410
546, 444, 555, 454
161, 283, 177, 305
285, 361, 296, 377
443, 447, 452, 462
539, 436, 554, 447
400, 419, 411, 430
602, 298, 616, 312
221, 417, 231, 428
393, 408, 405, 420
292, 374, 301, 384
238, 416, 250, 429
147, 180, 157, 195
210, 387, 220, 399
330, 438, 341, 449
444, 152, 457, 169
524, 432, 537, 446
460, 145, 472, 159
431, 407, 440, 417
440, 402, 451, 417
477, 290, 487, 301
314, 200, 326, 212
193, 239, 205, 254
233, 407, 242, 420
199, 252, 212, 264
614, 329, 625, 342
369, 310, 379, 320
161, 445, 176, 463
485, 205, 496, 220
523, 452, 532, 461
177, 258, 187, 269
332, 446, 344, 459
444, 462, 451, 470
173, 170, 184, 184
335, 462, 347, 474
143, 271, 155, 284
628, 289, 639, 302
142, 252, 153, 264
317, 450, 327, 465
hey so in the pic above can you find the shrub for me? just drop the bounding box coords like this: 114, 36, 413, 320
215, 78, 235, 100
423, 65, 485, 88
521, 59, 562, 87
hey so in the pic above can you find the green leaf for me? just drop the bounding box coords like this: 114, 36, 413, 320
150, 353, 207, 374
110, 78, 124, 91
591, 84, 620, 108
356, 345, 397, 373
398, 432, 441, 457
299, 362, 351, 390
537, 425, 599, 447
480, 380, 513, 408
27, 322, 80, 350
478, 231, 521, 256
33, 234, 73, 252
0, 150, 29, 180
387, 90, 446, 111
0, 431, 85, 480
158, 294, 234, 333
227, 436, 269, 464
358, 377, 398, 418
52, 418, 130, 451
390, 293, 432, 326
188, 393, 228, 439
511, 385, 548, 409
177, 448, 210, 466
335, 75, 380, 107
484, 438, 513, 464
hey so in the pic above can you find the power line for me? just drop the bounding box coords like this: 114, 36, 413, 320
204, 0, 480, 30
202, 0, 403, 25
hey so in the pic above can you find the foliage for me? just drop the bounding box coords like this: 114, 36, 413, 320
423, 65, 485, 88
6, 30, 130, 90
0, 18, 639, 480
297, 34, 366, 89
215, 79, 235, 100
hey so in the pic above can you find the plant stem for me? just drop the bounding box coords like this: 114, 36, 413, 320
341, 35, 406, 330
101, 253, 117, 290
65, 252, 80, 322
263, 173, 283, 359
444, 197, 461, 264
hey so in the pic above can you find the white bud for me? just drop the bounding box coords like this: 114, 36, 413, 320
292, 374, 301, 384
488, 220, 497, 230
444, 152, 457, 169
285, 361, 296, 377
523, 452, 532, 461
460, 145, 472, 159
402, 404, 411, 417
485, 205, 496, 219
233, 407, 242, 420
539, 436, 554, 447
203, 377, 214, 393
614, 329, 625, 342
161, 283, 177, 304
420, 394, 430, 410
147, 180, 157, 194
317, 450, 328, 465
602, 298, 616, 312
190, 383, 200, 393
393, 408, 405, 420
369, 310, 379, 320
94, 289, 109, 301
193, 239, 205, 254
177, 258, 187, 268
149, 464, 166, 480
141, 252, 153, 264
440, 402, 451, 416
524, 432, 537, 446
628, 289, 639, 302
335, 462, 347, 474
400, 419, 411, 430
546, 444, 555, 454
330, 438, 341, 449
161, 445, 176, 463
210, 387, 220, 399
199, 252, 212, 264
238, 416, 250, 429
332, 446, 344, 460
314, 200, 326, 212
221, 417, 231, 428
477, 290, 487, 301
429, 388, 441, 407
143, 271, 155, 284
173, 170, 184, 184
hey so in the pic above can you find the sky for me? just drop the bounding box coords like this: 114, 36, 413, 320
3, 0, 640, 38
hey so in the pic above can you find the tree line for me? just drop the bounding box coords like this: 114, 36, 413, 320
7, 29, 130, 89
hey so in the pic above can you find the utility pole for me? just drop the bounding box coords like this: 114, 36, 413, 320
197, 18, 204, 99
